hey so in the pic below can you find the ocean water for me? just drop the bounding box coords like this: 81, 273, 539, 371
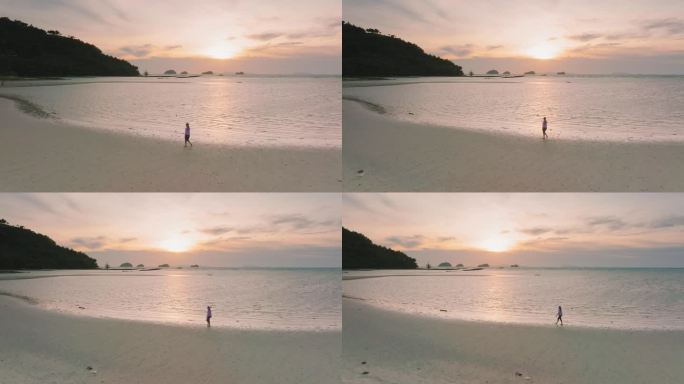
343, 268, 684, 330
343, 75, 684, 142
0, 76, 341, 148
0, 268, 341, 331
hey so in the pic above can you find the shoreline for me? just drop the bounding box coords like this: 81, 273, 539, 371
343, 298, 684, 384
0, 270, 341, 332
343, 99, 684, 191
341, 294, 682, 333
0, 99, 341, 191
0, 295, 340, 383
0, 289, 340, 332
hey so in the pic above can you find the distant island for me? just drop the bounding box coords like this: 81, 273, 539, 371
120, 262, 132, 268
0, 219, 97, 269
164, 69, 176, 75
158, 263, 170, 268
486, 69, 499, 75
524, 71, 536, 75
0, 17, 138, 77
342, 22, 463, 77
438, 262, 452, 268
342, 227, 418, 269
201, 71, 213, 75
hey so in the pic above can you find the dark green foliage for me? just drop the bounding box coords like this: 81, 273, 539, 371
438, 262, 452, 268
0, 220, 97, 269
342, 227, 417, 269
120, 262, 133, 268
343, 22, 463, 77
0, 17, 138, 76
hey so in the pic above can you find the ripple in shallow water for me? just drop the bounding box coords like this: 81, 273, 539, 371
1, 76, 341, 148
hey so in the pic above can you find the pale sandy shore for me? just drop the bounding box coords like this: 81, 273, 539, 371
343, 100, 684, 191
0, 296, 339, 384
343, 299, 684, 384
0, 99, 341, 191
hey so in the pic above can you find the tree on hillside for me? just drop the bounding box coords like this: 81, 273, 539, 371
0, 17, 138, 76
342, 227, 418, 269
342, 22, 463, 77
0, 221, 98, 269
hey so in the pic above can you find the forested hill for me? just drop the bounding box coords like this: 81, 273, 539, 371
0, 17, 139, 77
342, 22, 463, 77
0, 219, 98, 269
342, 227, 418, 269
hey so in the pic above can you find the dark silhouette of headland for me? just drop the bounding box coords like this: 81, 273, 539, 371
0, 17, 138, 77
343, 227, 418, 269
342, 22, 463, 77
0, 219, 98, 269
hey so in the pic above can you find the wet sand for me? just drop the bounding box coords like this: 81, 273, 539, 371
0, 295, 339, 384
343, 100, 684, 191
343, 299, 684, 384
0, 99, 341, 191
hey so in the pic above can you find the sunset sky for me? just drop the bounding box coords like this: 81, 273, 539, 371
343, 194, 684, 267
0, 194, 340, 267
1, 0, 341, 74
344, 0, 684, 74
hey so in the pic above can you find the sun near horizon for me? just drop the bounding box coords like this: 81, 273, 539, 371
157, 237, 196, 253
525, 42, 563, 60
476, 235, 516, 253
202, 43, 242, 60
0, 0, 341, 74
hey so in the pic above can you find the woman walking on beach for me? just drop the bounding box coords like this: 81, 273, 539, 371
206, 305, 212, 327
542, 117, 548, 140
555, 305, 563, 326
184, 122, 193, 147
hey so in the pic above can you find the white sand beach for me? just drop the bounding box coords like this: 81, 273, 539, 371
0, 295, 339, 384
343, 100, 684, 191
343, 299, 684, 384
0, 99, 341, 191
